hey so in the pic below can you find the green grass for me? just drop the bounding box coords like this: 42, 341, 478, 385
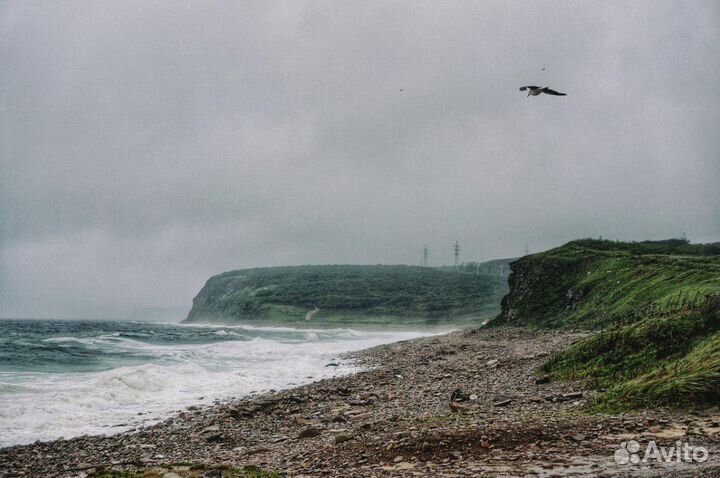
545, 298, 720, 410
589, 332, 720, 412
600, 331, 720, 409
492, 238, 720, 411
570, 238, 720, 256
492, 241, 720, 329
233, 465, 282, 478
185, 264, 507, 324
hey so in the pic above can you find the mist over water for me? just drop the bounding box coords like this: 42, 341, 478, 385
0, 319, 436, 447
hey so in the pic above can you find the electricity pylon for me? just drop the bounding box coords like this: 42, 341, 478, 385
453, 241, 460, 270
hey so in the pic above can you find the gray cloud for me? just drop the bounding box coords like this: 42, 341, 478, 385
1, 0, 719, 318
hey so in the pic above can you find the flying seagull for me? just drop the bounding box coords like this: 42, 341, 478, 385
519, 86, 566, 97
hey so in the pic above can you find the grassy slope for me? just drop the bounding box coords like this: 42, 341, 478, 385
185, 264, 507, 325
491, 239, 720, 411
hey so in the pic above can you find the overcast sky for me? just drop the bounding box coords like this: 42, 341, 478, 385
1, 0, 719, 319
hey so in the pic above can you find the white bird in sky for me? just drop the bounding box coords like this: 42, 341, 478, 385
519, 85, 566, 97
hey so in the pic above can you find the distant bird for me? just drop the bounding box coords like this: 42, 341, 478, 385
519, 86, 566, 97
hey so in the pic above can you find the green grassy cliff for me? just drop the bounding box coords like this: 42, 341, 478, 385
496, 239, 720, 329
492, 239, 720, 410
185, 264, 507, 325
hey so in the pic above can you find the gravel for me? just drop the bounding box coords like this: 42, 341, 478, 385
2, 327, 720, 477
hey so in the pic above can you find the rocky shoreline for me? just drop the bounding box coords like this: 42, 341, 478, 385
2, 327, 720, 477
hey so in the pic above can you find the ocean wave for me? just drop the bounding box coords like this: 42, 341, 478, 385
177, 321, 365, 336
0, 381, 35, 394
42, 336, 90, 344
0, 321, 438, 447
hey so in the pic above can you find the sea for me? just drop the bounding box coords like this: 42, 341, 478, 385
0, 319, 434, 448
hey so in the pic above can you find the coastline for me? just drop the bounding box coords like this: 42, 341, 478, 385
2, 327, 720, 477
0, 320, 438, 448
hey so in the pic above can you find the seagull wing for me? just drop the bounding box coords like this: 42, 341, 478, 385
542, 88, 566, 96
519, 86, 540, 91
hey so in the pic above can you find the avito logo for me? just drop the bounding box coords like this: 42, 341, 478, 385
614, 440, 708, 465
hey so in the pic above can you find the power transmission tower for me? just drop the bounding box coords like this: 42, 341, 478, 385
423, 245, 429, 267
524, 245, 530, 256
453, 241, 460, 270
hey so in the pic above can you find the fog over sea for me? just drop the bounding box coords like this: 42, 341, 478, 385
0, 319, 433, 447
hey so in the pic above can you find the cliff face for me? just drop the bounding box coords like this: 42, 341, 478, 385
494, 239, 720, 410
498, 248, 597, 327
496, 240, 720, 329
185, 264, 508, 324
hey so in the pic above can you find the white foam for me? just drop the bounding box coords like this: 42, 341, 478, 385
0, 327, 437, 447
303, 331, 320, 341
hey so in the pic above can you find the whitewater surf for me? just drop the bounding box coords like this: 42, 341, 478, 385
0, 319, 435, 447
